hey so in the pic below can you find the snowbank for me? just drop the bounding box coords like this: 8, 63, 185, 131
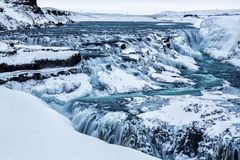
200, 16, 240, 67
0, 87, 158, 160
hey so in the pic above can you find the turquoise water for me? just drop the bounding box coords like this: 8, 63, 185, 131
1, 22, 240, 159
1, 22, 239, 97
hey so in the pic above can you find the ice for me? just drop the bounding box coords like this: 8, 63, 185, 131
33, 74, 92, 105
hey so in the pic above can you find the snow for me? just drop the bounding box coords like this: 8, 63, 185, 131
0, 50, 79, 65
61, 11, 157, 22
122, 47, 136, 54
0, 87, 159, 160
155, 10, 240, 68
150, 71, 193, 84
200, 16, 240, 58
0, 1, 44, 29
0, 41, 79, 66
97, 67, 160, 94
138, 96, 208, 126
199, 16, 240, 67
153, 11, 204, 28
0, 1, 157, 30
0, 42, 13, 52
154, 9, 240, 28
138, 90, 240, 137
33, 74, 93, 105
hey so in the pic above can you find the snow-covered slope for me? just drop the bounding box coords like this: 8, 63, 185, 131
0, 86, 158, 160
154, 10, 240, 68
200, 16, 240, 67
153, 9, 240, 28
0, 0, 48, 29
0, 0, 156, 30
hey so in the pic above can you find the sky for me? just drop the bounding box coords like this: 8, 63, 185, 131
38, 0, 240, 15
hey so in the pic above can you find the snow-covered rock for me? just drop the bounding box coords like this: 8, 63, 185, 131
0, 0, 156, 30
0, 0, 45, 29
33, 74, 92, 105
0, 86, 159, 160
70, 85, 240, 159
0, 41, 81, 72
98, 66, 160, 94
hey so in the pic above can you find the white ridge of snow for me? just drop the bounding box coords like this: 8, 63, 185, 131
0, 87, 159, 160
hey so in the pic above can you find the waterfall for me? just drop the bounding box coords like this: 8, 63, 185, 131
1, 22, 238, 159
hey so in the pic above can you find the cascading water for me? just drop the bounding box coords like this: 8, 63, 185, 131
1, 22, 240, 160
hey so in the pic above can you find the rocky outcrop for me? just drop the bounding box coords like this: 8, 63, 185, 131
0, 41, 81, 73
6, 0, 37, 6
0, 54, 81, 73
4, 0, 43, 14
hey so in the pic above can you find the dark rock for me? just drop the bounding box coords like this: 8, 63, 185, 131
45, 9, 70, 16
5, 0, 43, 14
183, 14, 200, 18
0, 53, 81, 73
176, 126, 204, 157
120, 44, 127, 50
0, 68, 81, 85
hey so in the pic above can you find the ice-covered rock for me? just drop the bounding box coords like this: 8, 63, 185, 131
33, 74, 92, 105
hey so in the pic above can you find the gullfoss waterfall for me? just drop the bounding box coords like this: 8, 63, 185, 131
1, 21, 240, 159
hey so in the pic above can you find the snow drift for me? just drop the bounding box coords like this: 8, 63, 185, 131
200, 16, 240, 67
0, 87, 158, 160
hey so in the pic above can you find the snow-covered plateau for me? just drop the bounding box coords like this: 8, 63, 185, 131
1, 1, 240, 160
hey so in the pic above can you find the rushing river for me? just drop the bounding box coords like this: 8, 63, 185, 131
1, 22, 240, 159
